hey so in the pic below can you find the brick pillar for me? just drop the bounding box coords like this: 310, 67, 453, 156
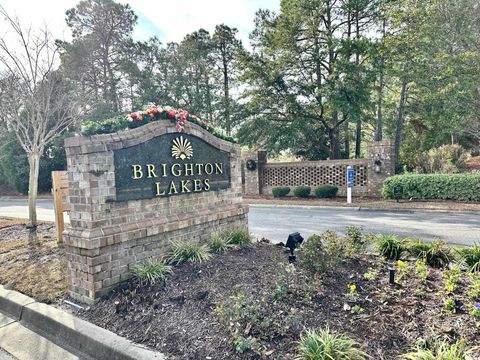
242, 150, 266, 195
366, 140, 395, 197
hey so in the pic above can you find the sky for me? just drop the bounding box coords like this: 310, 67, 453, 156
0, 0, 280, 47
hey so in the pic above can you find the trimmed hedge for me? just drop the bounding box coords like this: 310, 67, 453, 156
383, 174, 480, 201
272, 187, 291, 198
294, 186, 311, 198
315, 185, 338, 198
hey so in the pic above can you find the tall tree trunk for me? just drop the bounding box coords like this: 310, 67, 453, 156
223, 59, 231, 136
394, 80, 408, 171
354, 10, 362, 158
329, 111, 341, 159
375, 19, 386, 141
344, 117, 350, 159
27, 151, 41, 228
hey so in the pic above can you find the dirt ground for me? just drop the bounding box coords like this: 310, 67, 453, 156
0, 218, 67, 303
80, 243, 480, 360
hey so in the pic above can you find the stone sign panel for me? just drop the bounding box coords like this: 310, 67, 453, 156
114, 133, 231, 201
63, 120, 248, 304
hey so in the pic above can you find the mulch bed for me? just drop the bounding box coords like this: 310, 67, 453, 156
80, 242, 480, 360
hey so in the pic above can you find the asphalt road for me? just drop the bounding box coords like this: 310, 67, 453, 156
0, 199, 478, 246
249, 205, 480, 247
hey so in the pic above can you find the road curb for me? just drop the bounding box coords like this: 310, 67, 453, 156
0, 285, 165, 360
248, 203, 361, 211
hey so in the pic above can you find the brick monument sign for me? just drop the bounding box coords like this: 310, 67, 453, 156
64, 119, 248, 303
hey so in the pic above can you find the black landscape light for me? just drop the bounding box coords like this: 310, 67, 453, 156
388, 267, 395, 285
286, 232, 304, 263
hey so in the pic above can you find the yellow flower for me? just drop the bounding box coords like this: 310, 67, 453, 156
349, 284, 356, 292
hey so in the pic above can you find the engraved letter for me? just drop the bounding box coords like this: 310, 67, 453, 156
171, 163, 182, 177
215, 163, 223, 174
132, 165, 143, 179
205, 163, 213, 175
181, 180, 191, 193
155, 182, 166, 196
203, 179, 210, 191
146, 164, 157, 178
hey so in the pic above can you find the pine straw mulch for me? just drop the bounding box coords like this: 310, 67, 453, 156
79, 242, 480, 360
0, 218, 67, 303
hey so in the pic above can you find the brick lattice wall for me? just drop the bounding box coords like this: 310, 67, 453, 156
64, 121, 248, 304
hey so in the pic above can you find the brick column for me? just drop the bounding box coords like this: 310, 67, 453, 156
366, 140, 395, 197
242, 150, 266, 195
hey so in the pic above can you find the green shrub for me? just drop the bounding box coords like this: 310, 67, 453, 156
375, 234, 405, 260
345, 226, 367, 253
383, 174, 480, 201
301, 233, 346, 273
456, 244, 480, 272
226, 228, 253, 248
272, 187, 291, 197
399, 340, 478, 360
294, 186, 312, 198
296, 328, 369, 360
406, 239, 454, 268
314, 185, 339, 198
209, 232, 234, 253
132, 258, 173, 285
169, 241, 212, 264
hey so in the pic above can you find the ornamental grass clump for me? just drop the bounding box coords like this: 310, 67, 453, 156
406, 239, 454, 268
227, 228, 253, 248
132, 258, 173, 285
375, 234, 404, 260
295, 328, 369, 360
456, 244, 480, 272
400, 340, 479, 360
169, 241, 212, 264
209, 232, 234, 253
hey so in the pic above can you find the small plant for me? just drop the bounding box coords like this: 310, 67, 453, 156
346, 284, 359, 302
301, 234, 328, 273
345, 226, 367, 253
444, 297, 456, 313
414, 259, 429, 282
132, 258, 173, 285
397, 260, 409, 283
226, 228, 253, 248
470, 303, 480, 320
400, 340, 478, 360
324, 230, 347, 259
375, 234, 404, 260
296, 328, 369, 360
294, 185, 311, 198
443, 267, 462, 293
169, 241, 212, 264
272, 187, 291, 197
363, 268, 378, 281
209, 232, 234, 253
456, 244, 480, 272
232, 330, 258, 353
314, 185, 338, 198
350, 305, 364, 314
467, 274, 480, 299
407, 239, 454, 268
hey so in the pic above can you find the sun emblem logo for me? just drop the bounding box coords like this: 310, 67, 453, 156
171, 136, 193, 160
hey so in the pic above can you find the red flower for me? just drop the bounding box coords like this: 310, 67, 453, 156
151, 107, 158, 115
177, 110, 189, 121
130, 112, 138, 119
166, 109, 176, 119
137, 115, 143, 121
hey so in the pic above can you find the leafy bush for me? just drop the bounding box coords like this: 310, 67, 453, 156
272, 187, 291, 197
132, 258, 173, 285
301, 232, 346, 273
383, 174, 480, 201
456, 244, 480, 272
81, 115, 130, 136
296, 328, 369, 360
414, 144, 469, 174
294, 186, 311, 198
345, 226, 367, 253
375, 234, 405, 260
399, 340, 478, 360
314, 185, 338, 198
209, 232, 234, 253
406, 239, 454, 268
226, 228, 253, 248
169, 241, 212, 264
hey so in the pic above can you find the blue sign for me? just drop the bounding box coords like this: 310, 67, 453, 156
347, 167, 355, 188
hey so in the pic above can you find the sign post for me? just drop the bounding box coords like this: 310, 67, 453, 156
347, 166, 354, 204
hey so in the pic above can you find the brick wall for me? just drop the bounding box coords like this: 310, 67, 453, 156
64, 121, 248, 304
242, 141, 394, 197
